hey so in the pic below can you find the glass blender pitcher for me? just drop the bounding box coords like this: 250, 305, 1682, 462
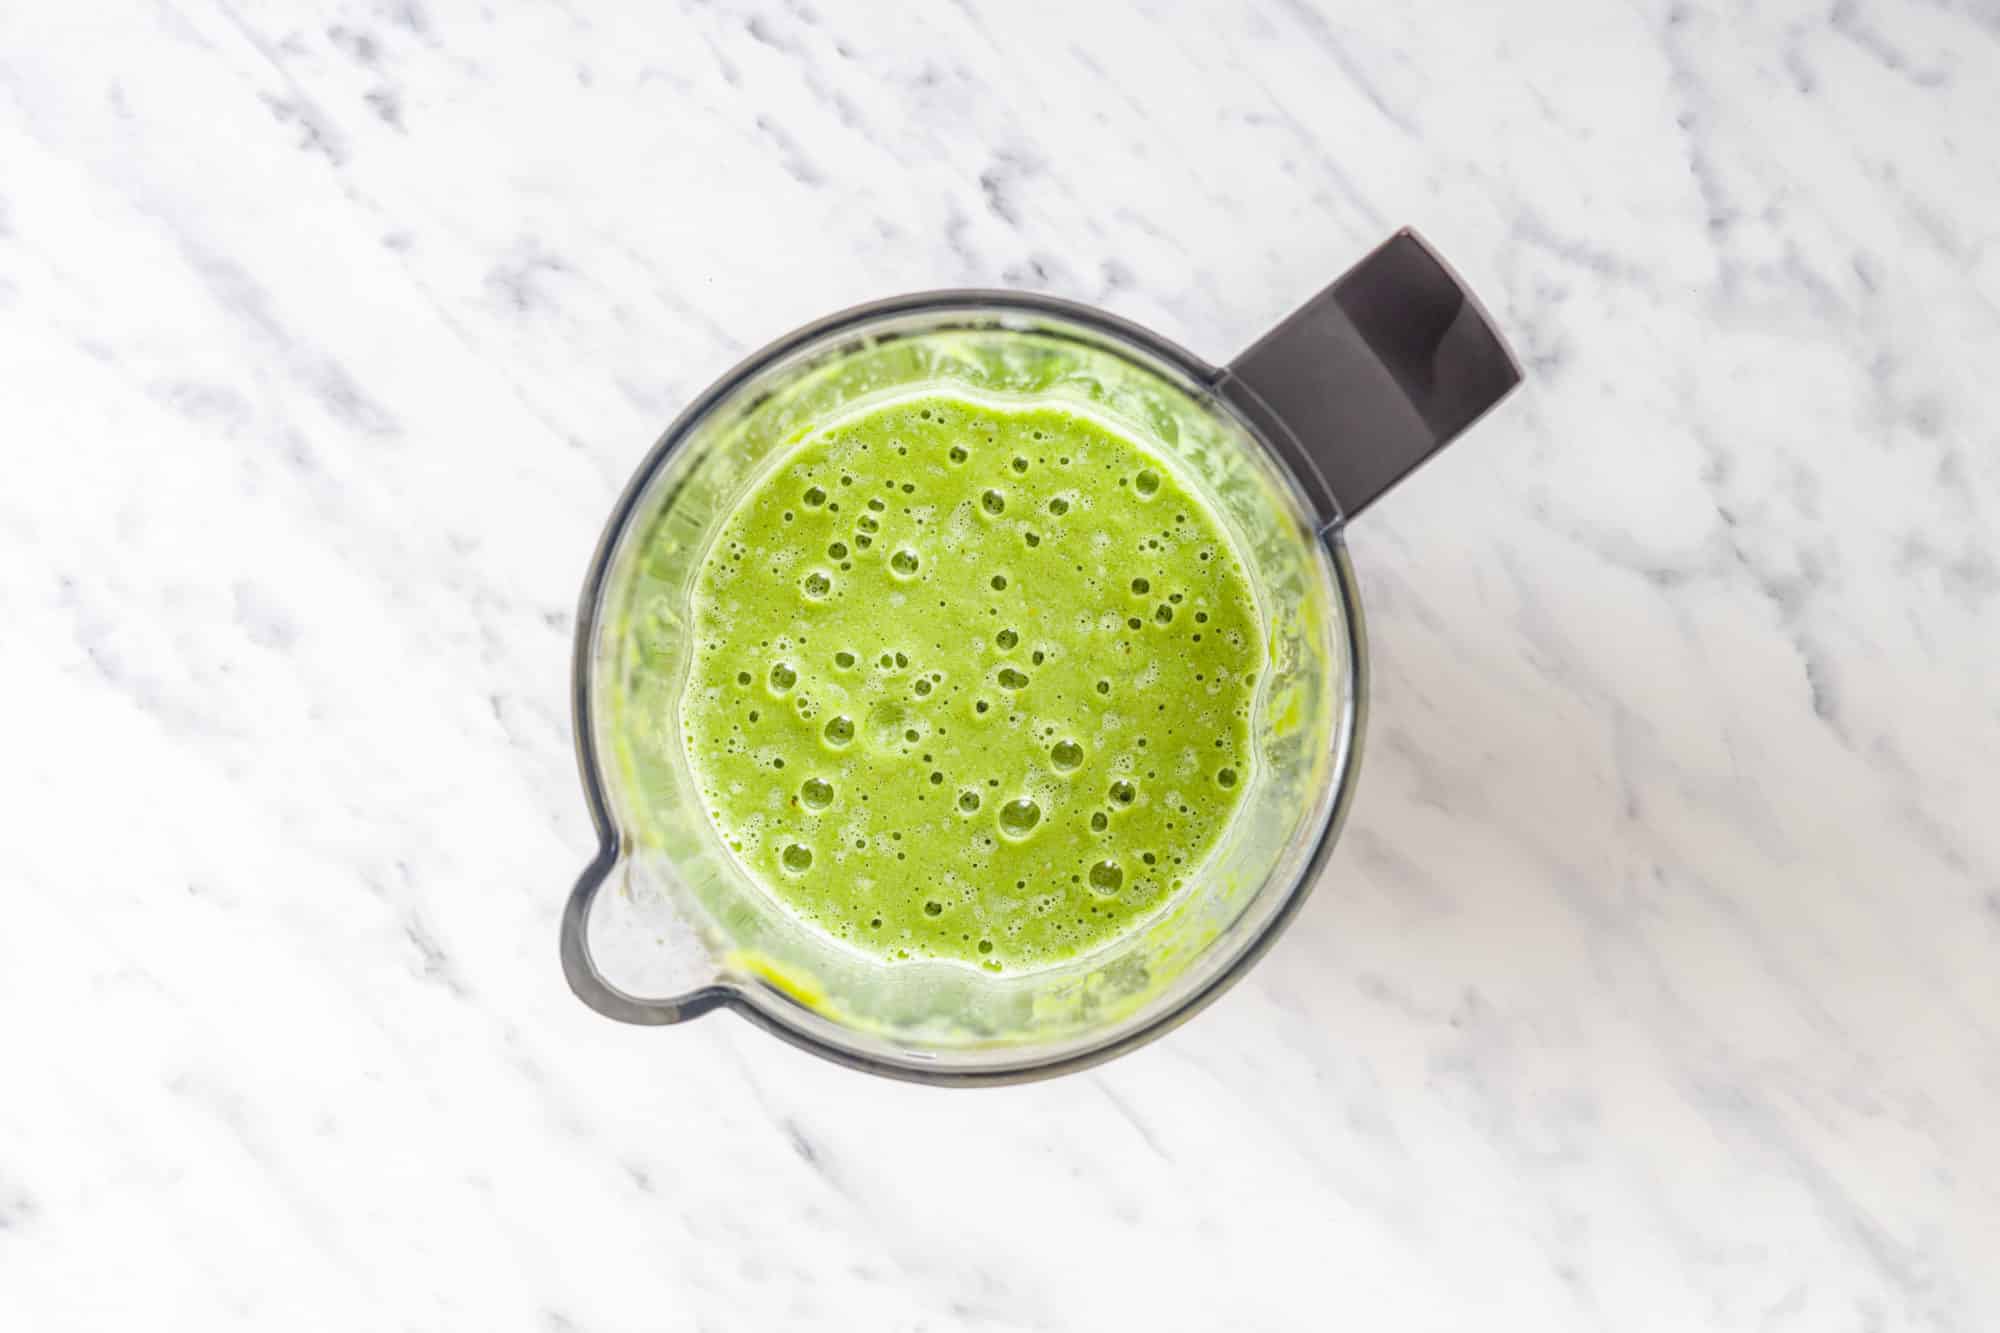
562, 229, 1520, 1084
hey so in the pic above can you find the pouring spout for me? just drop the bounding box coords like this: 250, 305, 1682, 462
561, 846, 730, 1025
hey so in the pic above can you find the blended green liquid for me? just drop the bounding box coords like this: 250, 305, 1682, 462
677, 392, 1263, 971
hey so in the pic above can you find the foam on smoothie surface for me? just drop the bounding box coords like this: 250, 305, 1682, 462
679, 393, 1263, 971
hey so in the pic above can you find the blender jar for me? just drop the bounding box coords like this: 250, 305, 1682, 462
563, 229, 1520, 1083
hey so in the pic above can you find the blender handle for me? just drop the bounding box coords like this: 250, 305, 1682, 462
1214, 228, 1522, 525
561, 847, 729, 1026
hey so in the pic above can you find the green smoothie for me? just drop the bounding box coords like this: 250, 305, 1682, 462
676, 391, 1263, 972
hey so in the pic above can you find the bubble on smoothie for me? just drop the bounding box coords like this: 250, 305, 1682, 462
997, 798, 1042, 838
1090, 811, 1109, 833
890, 547, 921, 578
857, 513, 879, 534
923, 900, 944, 917
1030, 649, 1046, 666
949, 445, 969, 463
827, 540, 848, 559
1024, 531, 1041, 547
800, 778, 834, 811
823, 715, 855, 746
1109, 779, 1137, 806
995, 628, 1018, 650
913, 678, 933, 697
1131, 577, 1150, 595
802, 486, 827, 507
1217, 767, 1238, 788
1134, 469, 1161, 497
801, 570, 832, 599
736, 671, 752, 686
834, 650, 856, 669
990, 574, 1008, 591
1048, 497, 1070, 515
781, 844, 814, 873
996, 667, 1029, 690
769, 663, 798, 692
1050, 741, 1083, 772
855, 533, 873, 549
956, 789, 982, 813
981, 489, 1006, 515
1088, 860, 1123, 894
1095, 679, 1111, 695
1155, 603, 1174, 624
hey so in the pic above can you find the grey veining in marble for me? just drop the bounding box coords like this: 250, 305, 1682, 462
3, 1, 1998, 1328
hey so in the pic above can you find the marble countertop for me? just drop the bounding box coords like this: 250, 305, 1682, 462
6, 1, 1999, 1328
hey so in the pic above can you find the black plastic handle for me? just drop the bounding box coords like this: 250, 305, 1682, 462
1216, 228, 1522, 525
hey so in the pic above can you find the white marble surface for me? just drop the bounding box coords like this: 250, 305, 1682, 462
5, 0, 1999, 1327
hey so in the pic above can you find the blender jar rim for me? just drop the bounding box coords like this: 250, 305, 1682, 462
564, 288, 1369, 1085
